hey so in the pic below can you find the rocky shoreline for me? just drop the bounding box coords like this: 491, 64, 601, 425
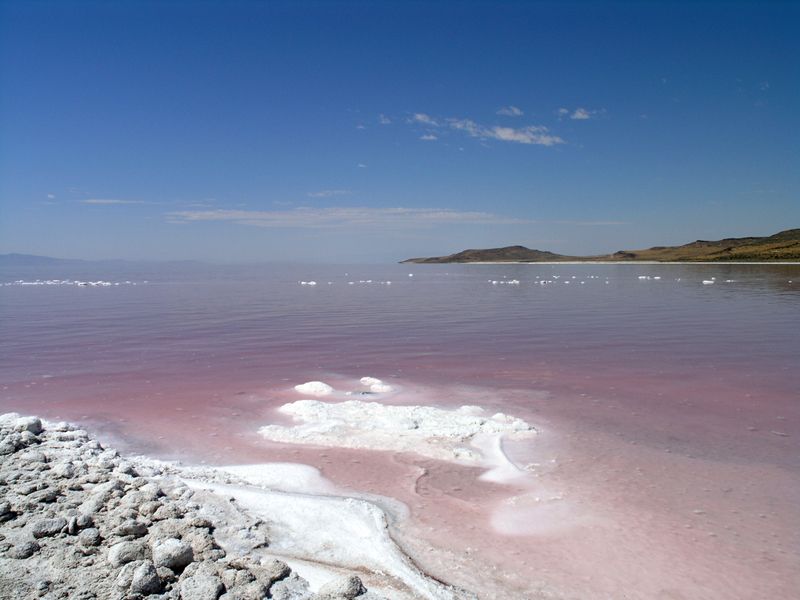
0, 413, 387, 600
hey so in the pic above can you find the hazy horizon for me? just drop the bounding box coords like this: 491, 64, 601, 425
1, 1, 798, 263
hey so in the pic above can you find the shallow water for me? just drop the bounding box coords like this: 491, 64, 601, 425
1, 262, 799, 598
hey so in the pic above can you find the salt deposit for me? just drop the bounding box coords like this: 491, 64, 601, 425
188, 480, 469, 599
3, 279, 142, 287
359, 377, 393, 393
0, 413, 390, 600
258, 399, 535, 466
0, 412, 479, 599
293, 381, 333, 396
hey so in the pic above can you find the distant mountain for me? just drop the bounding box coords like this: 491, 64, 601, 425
401, 229, 800, 263
0, 254, 207, 267
0, 253, 86, 266
606, 229, 800, 262
402, 246, 573, 263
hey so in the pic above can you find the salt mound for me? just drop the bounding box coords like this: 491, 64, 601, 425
359, 376, 393, 393
294, 381, 334, 396
259, 400, 535, 464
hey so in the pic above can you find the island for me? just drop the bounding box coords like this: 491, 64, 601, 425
401, 228, 800, 263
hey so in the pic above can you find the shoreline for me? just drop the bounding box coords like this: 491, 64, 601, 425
403, 260, 800, 265
0, 412, 473, 600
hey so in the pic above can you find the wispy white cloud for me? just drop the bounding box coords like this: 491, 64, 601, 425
81, 199, 145, 205
307, 189, 352, 198
557, 107, 602, 120
403, 110, 563, 146
47, 193, 56, 199
408, 113, 439, 126
496, 105, 524, 117
378, 114, 392, 125
357, 163, 367, 168
167, 207, 529, 229
448, 118, 564, 146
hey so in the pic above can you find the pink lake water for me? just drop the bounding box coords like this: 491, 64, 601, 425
1, 262, 799, 599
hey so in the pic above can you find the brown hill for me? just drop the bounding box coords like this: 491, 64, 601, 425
401, 229, 800, 263
605, 229, 800, 262
401, 246, 573, 263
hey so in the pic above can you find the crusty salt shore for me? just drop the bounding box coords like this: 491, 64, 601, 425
0, 412, 473, 600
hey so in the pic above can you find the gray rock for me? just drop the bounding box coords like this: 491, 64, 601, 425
157, 565, 177, 583
152, 537, 194, 571
138, 500, 163, 516
52, 462, 76, 478
67, 514, 94, 534
269, 573, 311, 600
115, 560, 144, 589
114, 519, 148, 538
318, 575, 366, 599
78, 527, 102, 546
9, 539, 40, 559
252, 559, 291, 586
138, 482, 164, 498
18, 450, 47, 463
29, 487, 59, 504
31, 517, 67, 538
130, 560, 162, 595
226, 580, 268, 600
180, 572, 224, 600
189, 516, 213, 529
183, 529, 217, 558
152, 502, 184, 521
14, 416, 43, 435
107, 539, 147, 566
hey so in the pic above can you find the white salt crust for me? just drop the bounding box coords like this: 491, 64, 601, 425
293, 381, 334, 396
259, 398, 535, 468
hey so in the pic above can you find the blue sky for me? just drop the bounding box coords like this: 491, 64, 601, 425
1, 0, 798, 262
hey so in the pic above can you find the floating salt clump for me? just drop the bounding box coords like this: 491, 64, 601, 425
294, 381, 333, 396
359, 376, 393, 393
